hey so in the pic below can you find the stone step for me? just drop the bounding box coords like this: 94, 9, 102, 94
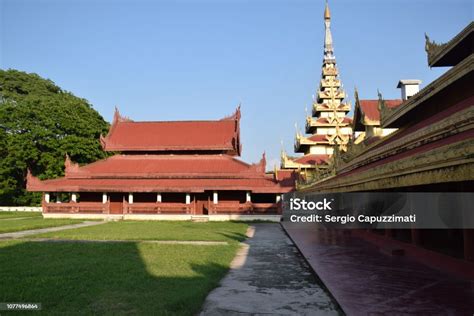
191, 216, 210, 222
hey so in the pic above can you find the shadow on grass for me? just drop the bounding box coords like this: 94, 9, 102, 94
0, 241, 233, 315
217, 231, 248, 243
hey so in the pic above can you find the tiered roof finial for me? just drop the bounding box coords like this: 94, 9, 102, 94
324, 0, 331, 20
324, 0, 334, 61
280, 0, 353, 173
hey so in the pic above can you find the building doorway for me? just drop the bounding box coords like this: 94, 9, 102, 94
194, 193, 210, 215
109, 193, 124, 214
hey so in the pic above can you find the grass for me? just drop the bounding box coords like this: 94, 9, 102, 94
31, 221, 249, 242
0, 218, 84, 234
0, 221, 248, 315
0, 211, 42, 219
0, 240, 239, 315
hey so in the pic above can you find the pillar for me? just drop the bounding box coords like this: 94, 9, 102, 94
213, 191, 218, 204
185, 193, 191, 204
102, 193, 107, 204
56, 193, 61, 203
71, 193, 77, 203
157, 193, 162, 203
128, 193, 134, 204
45, 193, 50, 203
276, 194, 281, 203
246, 191, 251, 203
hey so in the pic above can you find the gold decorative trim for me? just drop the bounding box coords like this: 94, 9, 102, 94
425, 22, 473, 67
339, 106, 474, 174
299, 138, 474, 192
382, 54, 473, 127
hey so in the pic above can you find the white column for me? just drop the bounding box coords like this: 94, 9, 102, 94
71, 193, 77, 203
246, 191, 251, 203
45, 193, 50, 203
213, 191, 218, 204
157, 193, 162, 203
276, 195, 281, 203
185, 193, 191, 204
56, 193, 61, 203
102, 193, 107, 204
128, 193, 134, 204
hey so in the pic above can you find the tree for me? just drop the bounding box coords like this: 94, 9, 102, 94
0, 69, 109, 205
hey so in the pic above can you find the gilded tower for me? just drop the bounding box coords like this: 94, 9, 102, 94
281, 1, 352, 171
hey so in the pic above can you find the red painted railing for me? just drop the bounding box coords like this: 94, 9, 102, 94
209, 201, 281, 214
123, 201, 193, 214
43, 202, 110, 214
42, 200, 281, 215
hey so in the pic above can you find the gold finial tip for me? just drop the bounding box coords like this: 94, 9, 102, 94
324, 0, 331, 20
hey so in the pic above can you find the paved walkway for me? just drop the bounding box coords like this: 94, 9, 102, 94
282, 223, 474, 316
0, 221, 106, 239
19, 238, 228, 245
0, 216, 38, 221
200, 224, 341, 316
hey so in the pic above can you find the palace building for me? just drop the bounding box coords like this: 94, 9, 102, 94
281, 2, 353, 173
27, 107, 293, 221
352, 89, 402, 145
298, 22, 474, 268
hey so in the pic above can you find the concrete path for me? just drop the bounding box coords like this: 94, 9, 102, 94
0, 216, 39, 221
200, 224, 341, 316
18, 238, 228, 245
282, 223, 474, 316
0, 221, 106, 240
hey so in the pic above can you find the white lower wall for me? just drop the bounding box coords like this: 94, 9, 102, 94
0, 207, 42, 212
42, 213, 281, 222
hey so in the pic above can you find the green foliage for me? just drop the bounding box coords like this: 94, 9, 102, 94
0, 69, 109, 206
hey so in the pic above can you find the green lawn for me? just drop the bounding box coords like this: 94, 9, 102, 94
0, 218, 84, 234
0, 211, 42, 219
32, 221, 249, 242
0, 241, 239, 315
0, 221, 248, 315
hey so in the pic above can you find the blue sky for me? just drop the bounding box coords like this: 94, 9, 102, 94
1, 0, 472, 168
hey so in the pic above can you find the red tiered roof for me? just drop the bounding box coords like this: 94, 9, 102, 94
294, 154, 330, 165
28, 177, 288, 193
101, 107, 241, 155
307, 134, 328, 142
64, 154, 267, 179
27, 153, 291, 193
316, 117, 352, 124
359, 99, 402, 122
27, 106, 294, 194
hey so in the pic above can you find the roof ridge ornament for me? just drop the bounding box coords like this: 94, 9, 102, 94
26, 169, 41, 188
64, 153, 80, 177
221, 104, 241, 121
113, 106, 132, 123
253, 152, 266, 173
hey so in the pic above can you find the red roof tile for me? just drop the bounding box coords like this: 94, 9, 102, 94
316, 117, 352, 124
27, 152, 293, 193
359, 99, 402, 122
307, 134, 329, 142
101, 107, 241, 155
28, 177, 290, 193
293, 154, 330, 165
65, 154, 266, 178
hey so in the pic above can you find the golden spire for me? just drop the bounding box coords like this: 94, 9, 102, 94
324, 0, 331, 20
